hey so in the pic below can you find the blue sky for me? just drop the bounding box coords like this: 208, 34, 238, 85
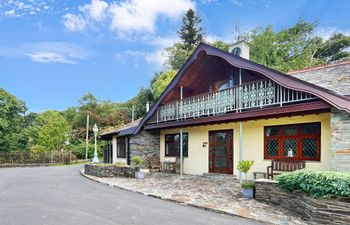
0, 0, 349, 112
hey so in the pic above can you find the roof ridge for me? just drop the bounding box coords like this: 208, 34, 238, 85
288, 59, 350, 75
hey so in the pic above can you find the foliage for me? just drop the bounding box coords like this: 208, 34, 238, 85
237, 160, 254, 181
277, 170, 350, 198
178, 9, 203, 51
131, 155, 143, 166
114, 161, 127, 167
70, 141, 103, 159
0, 88, 28, 152
151, 70, 177, 100
29, 110, 71, 152
211, 40, 231, 51
241, 181, 256, 190
125, 88, 154, 119
164, 43, 194, 70
244, 20, 350, 72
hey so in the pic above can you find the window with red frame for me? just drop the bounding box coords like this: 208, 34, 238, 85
264, 122, 321, 161
165, 133, 188, 157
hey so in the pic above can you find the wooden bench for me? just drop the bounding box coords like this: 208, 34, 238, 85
146, 155, 161, 172
267, 160, 305, 179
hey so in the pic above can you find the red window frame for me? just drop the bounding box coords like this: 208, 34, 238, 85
264, 122, 321, 161
165, 133, 188, 157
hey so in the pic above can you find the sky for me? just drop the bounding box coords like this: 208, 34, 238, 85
0, 0, 349, 112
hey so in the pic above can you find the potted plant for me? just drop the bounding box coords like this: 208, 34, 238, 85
132, 155, 144, 179
237, 160, 255, 199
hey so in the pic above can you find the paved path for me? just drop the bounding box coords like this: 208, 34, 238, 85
0, 165, 263, 225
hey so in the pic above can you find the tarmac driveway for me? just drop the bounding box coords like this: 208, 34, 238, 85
0, 165, 263, 225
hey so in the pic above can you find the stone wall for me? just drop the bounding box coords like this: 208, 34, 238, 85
255, 179, 350, 225
129, 130, 160, 166
330, 108, 350, 172
85, 164, 136, 178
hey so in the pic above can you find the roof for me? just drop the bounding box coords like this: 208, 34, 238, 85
132, 43, 350, 134
288, 60, 350, 96
100, 118, 142, 138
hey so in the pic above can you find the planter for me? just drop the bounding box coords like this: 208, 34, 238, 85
135, 171, 144, 179
242, 188, 254, 199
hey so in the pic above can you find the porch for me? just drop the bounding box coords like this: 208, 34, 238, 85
82, 171, 306, 225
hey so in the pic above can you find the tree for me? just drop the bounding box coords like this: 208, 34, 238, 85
165, 9, 204, 70
126, 88, 154, 119
315, 33, 350, 62
211, 40, 231, 51
151, 70, 177, 99
30, 110, 71, 152
0, 88, 28, 152
178, 9, 203, 51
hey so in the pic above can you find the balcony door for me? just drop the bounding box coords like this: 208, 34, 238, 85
209, 130, 233, 174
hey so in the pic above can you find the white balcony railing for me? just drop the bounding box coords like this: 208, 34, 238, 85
148, 79, 316, 124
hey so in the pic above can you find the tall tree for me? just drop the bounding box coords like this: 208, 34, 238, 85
151, 70, 177, 100
0, 88, 28, 152
178, 9, 203, 50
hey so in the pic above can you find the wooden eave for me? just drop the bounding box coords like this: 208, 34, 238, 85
143, 101, 331, 130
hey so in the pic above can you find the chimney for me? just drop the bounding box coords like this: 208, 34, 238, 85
228, 40, 250, 60
146, 101, 150, 113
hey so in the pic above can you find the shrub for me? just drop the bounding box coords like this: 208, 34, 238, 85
131, 155, 143, 166
237, 160, 254, 181
241, 181, 256, 190
277, 169, 350, 198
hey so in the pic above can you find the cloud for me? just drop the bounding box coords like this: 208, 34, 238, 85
63, 13, 87, 32
63, 0, 195, 38
0, 42, 89, 64
115, 49, 166, 67
79, 0, 109, 22
26, 52, 76, 64
315, 26, 350, 40
0, 0, 53, 18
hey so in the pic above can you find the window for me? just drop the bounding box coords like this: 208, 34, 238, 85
264, 123, 321, 161
165, 133, 188, 157
117, 137, 126, 158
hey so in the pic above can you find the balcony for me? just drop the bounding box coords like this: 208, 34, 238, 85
147, 79, 316, 124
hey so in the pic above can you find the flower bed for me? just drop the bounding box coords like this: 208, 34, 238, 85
84, 163, 136, 178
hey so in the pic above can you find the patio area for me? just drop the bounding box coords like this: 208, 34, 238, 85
81, 170, 307, 225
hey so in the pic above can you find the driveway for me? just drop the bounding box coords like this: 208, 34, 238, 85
0, 165, 263, 225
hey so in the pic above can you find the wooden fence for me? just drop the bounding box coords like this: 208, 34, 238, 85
0, 151, 74, 165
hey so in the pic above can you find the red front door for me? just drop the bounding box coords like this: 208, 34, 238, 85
209, 130, 233, 174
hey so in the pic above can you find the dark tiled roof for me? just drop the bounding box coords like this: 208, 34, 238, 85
100, 118, 142, 138
288, 61, 350, 96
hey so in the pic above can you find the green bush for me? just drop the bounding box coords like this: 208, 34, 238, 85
277, 169, 350, 198
241, 181, 256, 190
131, 155, 143, 166
237, 160, 254, 181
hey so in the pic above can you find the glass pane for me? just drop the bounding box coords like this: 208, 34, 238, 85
215, 158, 227, 168
165, 143, 171, 155
265, 127, 279, 137
215, 146, 226, 157
266, 139, 279, 156
283, 127, 298, 136
283, 139, 297, 156
214, 79, 228, 91
302, 124, 319, 135
216, 132, 227, 144
302, 138, 318, 158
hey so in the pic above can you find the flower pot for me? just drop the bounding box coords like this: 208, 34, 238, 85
242, 188, 254, 199
135, 171, 144, 179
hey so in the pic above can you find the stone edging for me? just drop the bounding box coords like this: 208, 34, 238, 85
79, 170, 269, 224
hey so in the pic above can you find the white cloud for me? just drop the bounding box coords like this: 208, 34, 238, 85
315, 26, 350, 40
1, 0, 53, 18
109, 0, 194, 35
26, 52, 76, 64
79, 0, 109, 22
5, 9, 17, 17
0, 41, 89, 64
62, 0, 195, 37
115, 49, 166, 67
63, 13, 87, 32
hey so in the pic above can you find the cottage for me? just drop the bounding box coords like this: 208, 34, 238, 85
102, 42, 350, 179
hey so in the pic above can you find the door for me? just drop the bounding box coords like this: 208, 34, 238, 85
209, 130, 233, 174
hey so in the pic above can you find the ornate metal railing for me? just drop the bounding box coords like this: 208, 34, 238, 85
147, 79, 316, 124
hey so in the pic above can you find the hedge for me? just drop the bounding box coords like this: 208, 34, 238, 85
277, 169, 350, 198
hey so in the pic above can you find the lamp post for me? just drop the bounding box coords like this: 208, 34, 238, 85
92, 124, 99, 163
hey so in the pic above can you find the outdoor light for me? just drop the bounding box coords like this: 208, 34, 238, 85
287, 148, 294, 157
92, 124, 99, 163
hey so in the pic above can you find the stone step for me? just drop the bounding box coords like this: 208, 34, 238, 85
202, 173, 238, 180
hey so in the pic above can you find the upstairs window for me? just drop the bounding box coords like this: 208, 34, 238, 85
264, 123, 321, 161
165, 133, 188, 157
